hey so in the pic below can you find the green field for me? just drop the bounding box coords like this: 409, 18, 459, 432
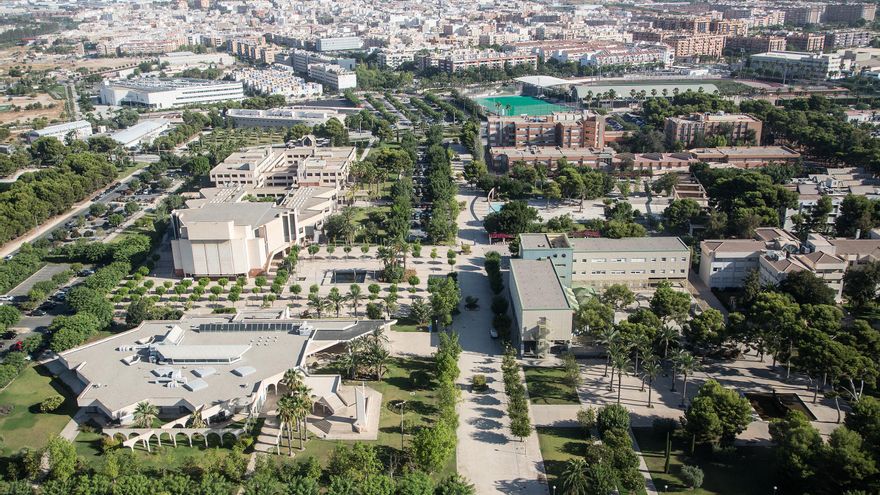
536, 427, 589, 488
475, 95, 570, 116
0, 365, 77, 456
523, 367, 580, 405
633, 427, 776, 494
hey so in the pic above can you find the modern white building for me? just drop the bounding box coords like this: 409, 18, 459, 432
227, 107, 345, 129
170, 185, 340, 277
56, 311, 389, 424
750, 51, 847, 81
26, 120, 93, 143
316, 36, 363, 52
158, 51, 234, 68
208, 139, 356, 189
99, 78, 245, 109
231, 65, 323, 99
306, 63, 357, 91
289, 50, 356, 73
109, 119, 170, 149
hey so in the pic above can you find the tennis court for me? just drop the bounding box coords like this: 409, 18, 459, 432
475, 95, 570, 116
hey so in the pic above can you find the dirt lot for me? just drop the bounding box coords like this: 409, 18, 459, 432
0, 93, 64, 126
0, 46, 145, 74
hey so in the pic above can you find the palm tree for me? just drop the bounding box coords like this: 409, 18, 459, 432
307, 294, 328, 318
642, 358, 661, 408
670, 348, 687, 393
560, 457, 589, 495
595, 327, 620, 378
280, 368, 304, 393
347, 284, 363, 317
676, 352, 699, 407
189, 406, 206, 429
292, 383, 312, 450
277, 394, 296, 455
369, 341, 391, 380
629, 333, 651, 377
607, 341, 628, 392
611, 351, 631, 405
657, 324, 678, 360
327, 288, 345, 317
133, 401, 158, 428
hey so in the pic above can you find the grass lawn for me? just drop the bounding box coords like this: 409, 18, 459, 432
633, 427, 776, 494
0, 365, 77, 456
116, 161, 148, 180
523, 367, 580, 405
392, 315, 426, 333
536, 427, 589, 487
113, 213, 157, 242
295, 357, 456, 481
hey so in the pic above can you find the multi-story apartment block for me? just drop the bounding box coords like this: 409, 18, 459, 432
786, 33, 826, 52
315, 37, 363, 52
306, 64, 357, 90
824, 29, 873, 49
487, 111, 605, 149
117, 37, 185, 55
433, 50, 538, 73
208, 139, 356, 189
578, 43, 673, 68
725, 36, 787, 55
289, 50, 356, 73
518, 233, 691, 288
750, 51, 845, 81
709, 19, 749, 36
783, 6, 825, 26
376, 49, 415, 69
633, 32, 726, 60
822, 3, 876, 23
664, 113, 763, 146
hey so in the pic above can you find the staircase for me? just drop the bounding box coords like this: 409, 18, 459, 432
253, 415, 283, 453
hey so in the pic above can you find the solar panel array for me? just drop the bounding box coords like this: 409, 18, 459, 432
198, 322, 300, 333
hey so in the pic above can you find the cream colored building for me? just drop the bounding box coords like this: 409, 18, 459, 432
518, 233, 691, 288
170, 185, 339, 277
209, 138, 357, 189
509, 259, 575, 355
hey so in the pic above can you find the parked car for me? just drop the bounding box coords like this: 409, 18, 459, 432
0, 295, 13, 302
489, 328, 498, 339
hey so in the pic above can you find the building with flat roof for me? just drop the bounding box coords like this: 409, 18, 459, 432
316, 37, 363, 52
783, 6, 825, 26
109, 119, 170, 149
518, 233, 691, 288
664, 113, 762, 146
489, 146, 609, 170
823, 3, 876, 23
26, 120, 92, 143
227, 107, 344, 129
825, 30, 872, 49
208, 139, 356, 189
429, 50, 538, 73
509, 258, 575, 355
750, 51, 846, 81
99, 78, 245, 109
56, 311, 389, 424
231, 65, 323, 99
158, 51, 234, 68
306, 64, 357, 91
786, 33, 825, 52
487, 111, 605, 149
170, 184, 340, 277
725, 36, 787, 55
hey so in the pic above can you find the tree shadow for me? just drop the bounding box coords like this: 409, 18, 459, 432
474, 407, 504, 418
472, 394, 502, 406
472, 430, 508, 444
468, 416, 503, 430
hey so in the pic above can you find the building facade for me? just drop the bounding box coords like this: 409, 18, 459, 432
26, 120, 93, 143
487, 111, 605, 149
99, 79, 245, 109
725, 36, 787, 55
664, 113, 763, 146
786, 33, 825, 52
750, 51, 845, 81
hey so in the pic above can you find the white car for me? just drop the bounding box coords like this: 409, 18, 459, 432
489, 328, 498, 339
0, 295, 13, 302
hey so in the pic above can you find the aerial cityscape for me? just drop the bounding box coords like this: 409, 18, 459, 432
0, 0, 879, 493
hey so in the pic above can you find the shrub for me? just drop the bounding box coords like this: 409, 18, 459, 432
492, 313, 511, 336
680, 465, 704, 490
471, 374, 487, 391
596, 404, 630, 435
366, 303, 383, 320
490, 296, 509, 315
40, 395, 64, 413
577, 407, 596, 432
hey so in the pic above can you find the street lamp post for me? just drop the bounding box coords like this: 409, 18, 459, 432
398, 400, 408, 449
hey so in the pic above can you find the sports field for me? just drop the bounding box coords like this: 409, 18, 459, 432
475, 95, 570, 116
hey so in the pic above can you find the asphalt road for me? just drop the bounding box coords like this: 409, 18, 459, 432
7, 263, 71, 297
